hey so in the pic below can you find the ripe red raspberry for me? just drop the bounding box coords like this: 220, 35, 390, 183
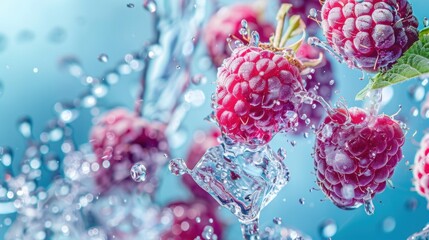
413, 134, 429, 207
204, 4, 274, 67
90, 108, 168, 194
321, 0, 419, 72
161, 200, 224, 240
182, 129, 220, 205
294, 43, 335, 134
215, 46, 304, 145
280, 0, 321, 34
314, 107, 404, 209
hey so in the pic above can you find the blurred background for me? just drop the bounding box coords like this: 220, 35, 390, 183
0, 0, 428, 239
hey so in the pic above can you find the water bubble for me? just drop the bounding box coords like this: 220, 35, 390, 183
130, 162, 147, 182
48, 126, 64, 142
60, 56, 83, 78
48, 27, 67, 43
0, 147, 13, 167
104, 71, 120, 85
319, 219, 337, 239
411, 107, 419, 117
127, 3, 135, 8
54, 102, 79, 123
33, 67, 39, 73
196, 217, 201, 223
143, 0, 157, 13
202, 225, 214, 240
382, 217, 396, 233
424, 17, 429, 27
98, 54, 109, 63
17, 116, 32, 138
299, 198, 305, 205
45, 154, 60, 171
168, 158, 188, 176
309, 8, 318, 18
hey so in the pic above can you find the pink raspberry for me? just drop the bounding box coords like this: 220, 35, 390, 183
182, 129, 220, 205
321, 0, 418, 72
314, 107, 404, 208
90, 108, 168, 194
215, 46, 304, 145
294, 43, 335, 134
280, 0, 321, 34
161, 200, 224, 240
204, 4, 274, 67
413, 134, 429, 207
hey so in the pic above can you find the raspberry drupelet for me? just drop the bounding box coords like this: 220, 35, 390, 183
90, 108, 169, 194
214, 4, 320, 145
321, 0, 419, 72
314, 107, 404, 209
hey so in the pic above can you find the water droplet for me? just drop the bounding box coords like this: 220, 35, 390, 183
409, 85, 425, 102
299, 198, 305, 205
191, 74, 207, 85
184, 89, 205, 107
363, 197, 375, 215
80, 92, 97, 108
309, 8, 318, 18
130, 162, 147, 182
143, 0, 157, 13
98, 54, 109, 63
168, 158, 188, 176
127, 3, 135, 8
48, 126, 64, 142
54, 102, 79, 123
382, 217, 396, 233
273, 217, 282, 225
45, 154, 59, 171
250, 31, 260, 46
60, 56, 83, 78
319, 219, 337, 239
341, 184, 355, 200
91, 82, 109, 98
17, 116, 32, 138
0, 147, 13, 167
202, 225, 214, 240
33, 67, 39, 73
411, 107, 419, 117
104, 71, 119, 85
196, 217, 201, 223
424, 17, 429, 27
48, 27, 66, 43
329, 80, 335, 85
176, 65, 181, 70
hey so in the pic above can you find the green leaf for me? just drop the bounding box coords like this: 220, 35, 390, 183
355, 33, 429, 101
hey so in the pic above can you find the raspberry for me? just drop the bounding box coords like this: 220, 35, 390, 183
314, 107, 404, 209
321, 0, 419, 72
182, 129, 220, 205
90, 108, 168, 194
161, 200, 224, 240
215, 46, 304, 145
204, 4, 274, 67
281, 0, 321, 34
294, 43, 335, 134
413, 134, 429, 206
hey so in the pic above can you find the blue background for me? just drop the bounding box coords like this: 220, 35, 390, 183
0, 0, 428, 239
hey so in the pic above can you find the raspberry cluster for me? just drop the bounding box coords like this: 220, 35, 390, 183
314, 108, 404, 208
215, 46, 304, 145
90, 108, 168, 194
321, 0, 419, 71
204, 4, 274, 67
